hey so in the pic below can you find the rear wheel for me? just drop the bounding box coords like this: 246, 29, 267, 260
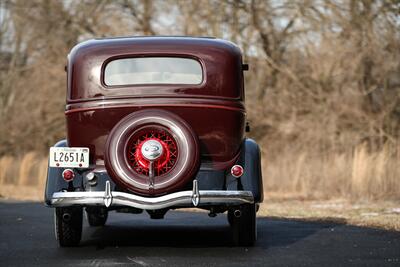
229, 203, 257, 246
54, 207, 83, 247
86, 207, 108, 227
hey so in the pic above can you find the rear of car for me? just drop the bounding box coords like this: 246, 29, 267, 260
45, 37, 263, 247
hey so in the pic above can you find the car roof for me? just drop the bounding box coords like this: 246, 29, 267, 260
67, 36, 244, 101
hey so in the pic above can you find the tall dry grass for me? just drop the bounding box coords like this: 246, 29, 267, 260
0, 145, 399, 201
0, 152, 47, 190
263, 143, 400, 200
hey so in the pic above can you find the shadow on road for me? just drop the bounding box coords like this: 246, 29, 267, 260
81, 212, 345, 249
0, 200, 352, 250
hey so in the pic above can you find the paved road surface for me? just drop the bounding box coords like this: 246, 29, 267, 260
0, 200, 399, 266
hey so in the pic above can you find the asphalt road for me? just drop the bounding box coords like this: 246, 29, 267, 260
0, 201, 399, 267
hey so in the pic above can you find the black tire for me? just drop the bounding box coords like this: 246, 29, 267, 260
86, 207, 108, 227
54, 207, 83, 247
229, 203, 257, 246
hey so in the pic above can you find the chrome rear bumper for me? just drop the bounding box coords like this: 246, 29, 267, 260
49, 180, 254, 210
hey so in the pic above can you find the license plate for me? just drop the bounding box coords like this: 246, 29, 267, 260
49, 147, 89, 168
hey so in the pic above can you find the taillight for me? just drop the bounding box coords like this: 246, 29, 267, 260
62, 169, 75, 182
231, 165, 244, 178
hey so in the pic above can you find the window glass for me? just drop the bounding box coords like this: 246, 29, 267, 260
104, 57, 203, 86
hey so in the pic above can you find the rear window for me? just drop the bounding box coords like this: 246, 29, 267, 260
104, 57, 203, 86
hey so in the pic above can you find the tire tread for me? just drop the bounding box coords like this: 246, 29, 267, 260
55, 207, 83, 247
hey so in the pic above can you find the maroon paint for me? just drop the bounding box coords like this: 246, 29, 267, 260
65, 37, 246, 190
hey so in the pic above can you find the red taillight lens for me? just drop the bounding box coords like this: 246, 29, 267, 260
231, 165, 244, 178
62, 169, 75, 182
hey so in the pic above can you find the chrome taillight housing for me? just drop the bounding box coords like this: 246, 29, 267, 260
231, 165, 244, 178
62, 169, 75, 182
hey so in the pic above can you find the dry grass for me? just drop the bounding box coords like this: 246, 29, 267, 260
0, 152, 47, 189
0, 184, 44, 201
263, 143, 400, 200
1, 145, 400, 201
0, 152, 47, 201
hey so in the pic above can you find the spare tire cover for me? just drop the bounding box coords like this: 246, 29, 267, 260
105, 109, 200, 196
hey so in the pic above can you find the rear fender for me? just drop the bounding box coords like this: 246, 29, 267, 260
44, 140, 83, 206
226, 138, 264, 203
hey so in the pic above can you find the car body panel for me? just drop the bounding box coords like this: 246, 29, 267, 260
66, 37, 246, 170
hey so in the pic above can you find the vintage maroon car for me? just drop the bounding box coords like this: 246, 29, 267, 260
45, 36, 263, 246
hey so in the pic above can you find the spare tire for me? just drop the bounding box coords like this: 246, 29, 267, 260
105, 109, 200, 196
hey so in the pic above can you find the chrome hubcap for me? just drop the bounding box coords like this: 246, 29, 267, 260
141, 140, 163, 161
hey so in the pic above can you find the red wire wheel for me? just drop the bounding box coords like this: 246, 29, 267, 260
126, 127, 178, 177
105, 109, 200, 196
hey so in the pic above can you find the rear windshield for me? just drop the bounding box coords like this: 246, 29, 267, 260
104, 57, 203, 86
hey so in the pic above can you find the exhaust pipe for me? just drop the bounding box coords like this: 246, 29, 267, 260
233, 209, 241, 218
62, 213, 71, 222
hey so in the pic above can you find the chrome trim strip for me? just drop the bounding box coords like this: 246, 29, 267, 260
65, 97, 246, 113
50, 190, 254, 210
